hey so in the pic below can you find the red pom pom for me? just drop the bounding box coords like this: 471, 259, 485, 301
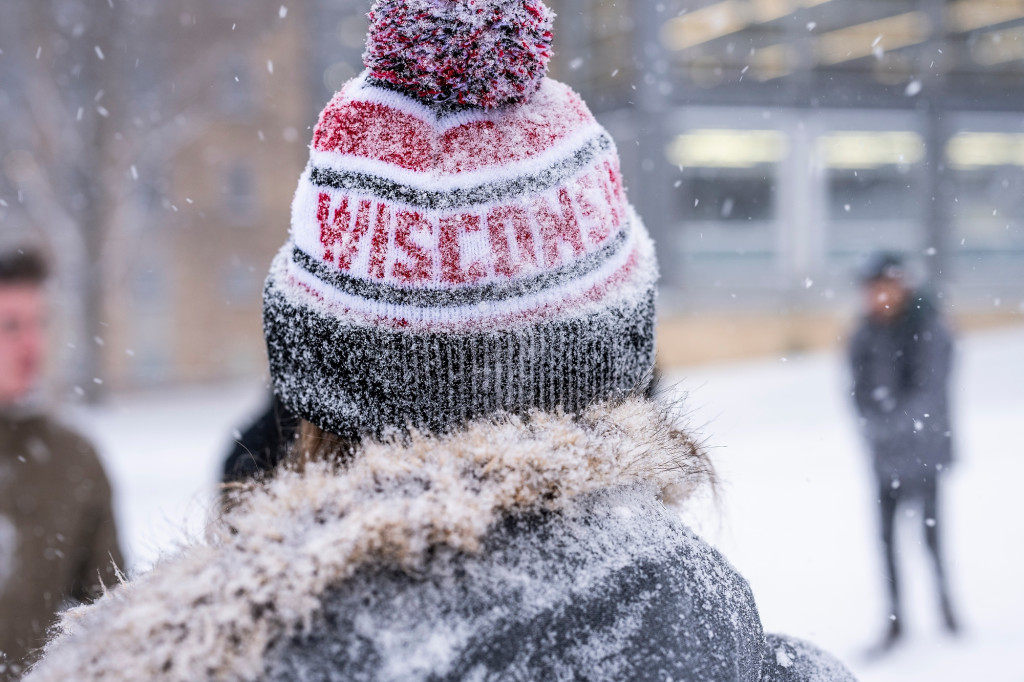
365, 0, 555, 111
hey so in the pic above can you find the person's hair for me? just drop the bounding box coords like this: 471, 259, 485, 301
0, 248, 49, 286
287, 420, 361, 472
219, 419, 360, 511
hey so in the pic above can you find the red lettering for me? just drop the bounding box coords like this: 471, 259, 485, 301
598, 160, 624, 229
318, 193, 348, 262
511, 206, 538, 268
393, 210, 433, 284
317, 193, 331, 256
342, 200, 374, 271
487, 205, 536, 277
368, 204, 390, 280
571, 172, 610, 245
607, 159, 626, 203
440, 213, 486, 285
534, 189, 584, 268
318, 193, 374, 270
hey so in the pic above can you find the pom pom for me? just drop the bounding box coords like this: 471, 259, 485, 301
365, 0, 555, 111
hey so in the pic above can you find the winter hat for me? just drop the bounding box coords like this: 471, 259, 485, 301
859, 251, 906, 284
263, 0, 658, 438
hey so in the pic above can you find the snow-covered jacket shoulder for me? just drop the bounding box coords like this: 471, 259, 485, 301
25, 399, 854, 682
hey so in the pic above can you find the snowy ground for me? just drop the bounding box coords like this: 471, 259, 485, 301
63, 325, 1024, 681
669, 325, 1024, 682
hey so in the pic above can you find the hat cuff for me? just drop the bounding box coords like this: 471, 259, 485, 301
263, 279, 656, 438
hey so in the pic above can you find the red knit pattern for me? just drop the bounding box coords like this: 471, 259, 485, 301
312, 84, 592, 173
364, 0, 554, 111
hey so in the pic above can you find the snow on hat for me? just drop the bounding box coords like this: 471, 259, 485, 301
263, 0, 658, 438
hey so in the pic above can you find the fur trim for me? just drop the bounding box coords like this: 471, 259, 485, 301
26, 398, 709, 682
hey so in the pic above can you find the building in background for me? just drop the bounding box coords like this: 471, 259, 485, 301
102, 0, 309, 388
2, 0, 1023, 392
2, 0, 310, 393
550, 0, 1024, 362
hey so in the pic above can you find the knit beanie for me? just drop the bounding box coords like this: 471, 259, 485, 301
263, 0, 658, 438
859, 251, 906, 284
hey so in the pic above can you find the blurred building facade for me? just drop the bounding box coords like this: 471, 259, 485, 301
2, 0, 311, 393
552, 0, 1024, 315
106, 0, 310, 388
2, 0, 1023, 391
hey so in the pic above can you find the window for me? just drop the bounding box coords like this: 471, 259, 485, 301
220, 57, 254, 117
221, 163, 257, 225
822, 130, 925, 256
219, 260, 260, 305
667, 128, 786, 292
946, 130, 1024, 290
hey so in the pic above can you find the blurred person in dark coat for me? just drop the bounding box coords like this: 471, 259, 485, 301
0, 248, 124, 680
848, 252, 959, 654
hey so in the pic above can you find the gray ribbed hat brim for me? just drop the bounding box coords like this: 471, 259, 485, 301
263, 280, 656, 438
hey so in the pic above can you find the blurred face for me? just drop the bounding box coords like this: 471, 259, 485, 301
0, 285, 47, 405
864, 277, 909, 323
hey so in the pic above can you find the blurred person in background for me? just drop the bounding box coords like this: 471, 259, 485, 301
0, 248, 123, 681
848, 252, 960, 656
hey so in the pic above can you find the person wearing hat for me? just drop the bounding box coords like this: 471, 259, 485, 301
24, 2, 854, 680
849, 252, 960, 654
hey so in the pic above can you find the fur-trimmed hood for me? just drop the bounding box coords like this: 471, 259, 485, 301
26, 398, 713, 682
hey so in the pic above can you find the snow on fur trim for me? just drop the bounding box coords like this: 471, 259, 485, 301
26, 398, 710, 682
364, 0, 554, 110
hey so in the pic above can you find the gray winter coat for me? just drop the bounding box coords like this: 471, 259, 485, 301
25, 399, 854, 682
848, 293, 954, 485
